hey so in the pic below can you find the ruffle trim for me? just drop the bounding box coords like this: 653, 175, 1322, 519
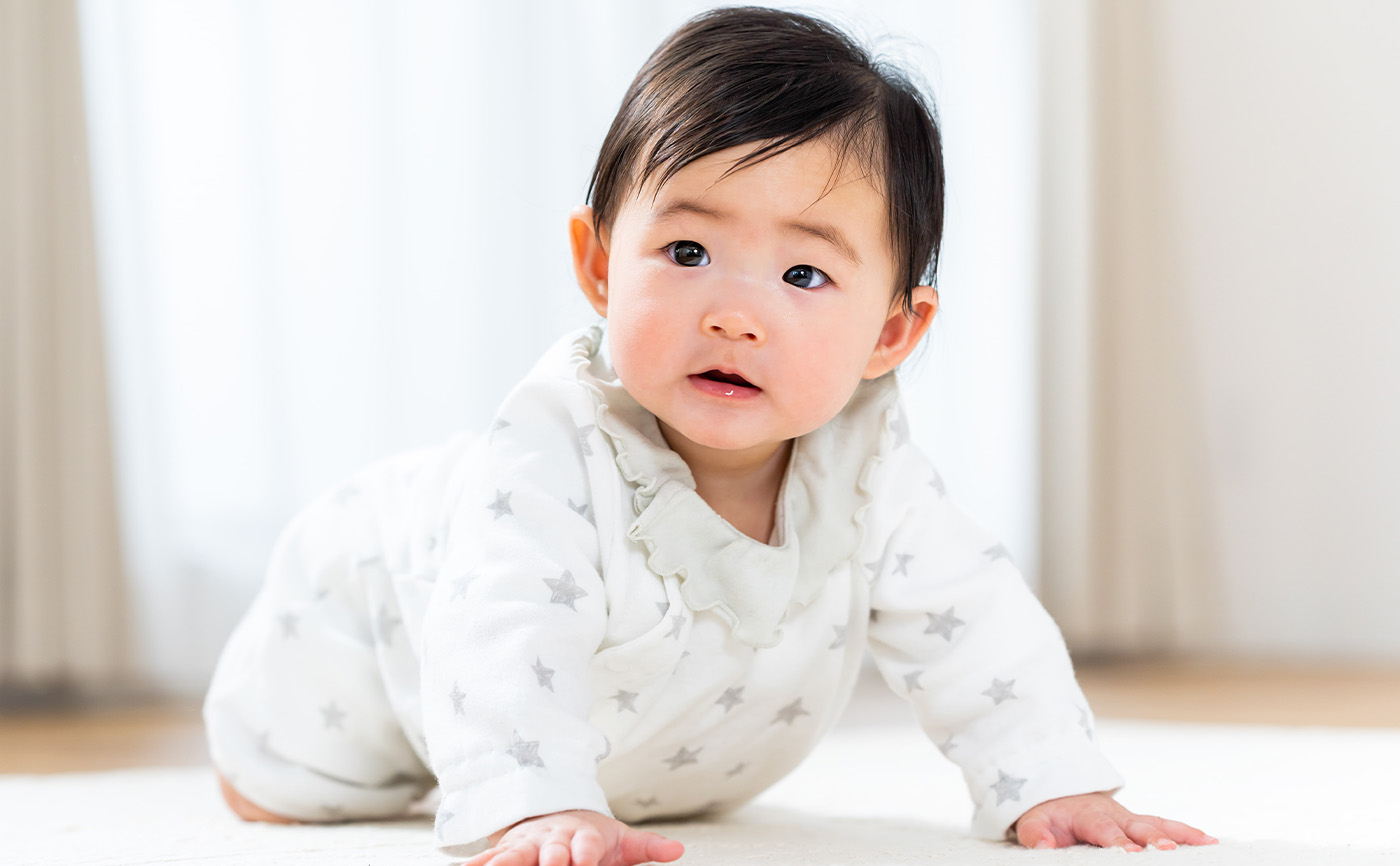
564, 325, 901, 648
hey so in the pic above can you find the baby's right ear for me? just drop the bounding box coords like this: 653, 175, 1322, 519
569, 205, 610, 317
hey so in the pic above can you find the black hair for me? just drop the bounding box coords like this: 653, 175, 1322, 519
586, 5, 945, 313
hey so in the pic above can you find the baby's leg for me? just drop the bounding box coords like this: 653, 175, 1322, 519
204, 484, 433, 823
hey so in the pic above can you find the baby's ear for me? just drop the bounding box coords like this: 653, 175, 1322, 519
570, 206, 610, 317
862, 286, 938, 379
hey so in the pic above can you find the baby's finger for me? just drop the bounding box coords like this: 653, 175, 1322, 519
539, 837, 573, 866
1124, 818, 1177, 851
1013, 813, 1058, 849
618, 828, 685, 864
1156, 816, 1219, 845
570, 825, 605, 866
485, 842, 538, 866
459, 845, 505, 866
1077, 813, 1142, 852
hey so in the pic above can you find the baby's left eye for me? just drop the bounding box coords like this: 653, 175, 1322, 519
783, 265, 829, 289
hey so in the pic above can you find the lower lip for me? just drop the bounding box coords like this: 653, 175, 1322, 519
688, 374, 762, 400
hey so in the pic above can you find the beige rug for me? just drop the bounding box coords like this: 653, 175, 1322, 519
3, 719, 1396, 864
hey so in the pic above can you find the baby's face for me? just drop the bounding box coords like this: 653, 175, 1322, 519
597, 138, 906, 462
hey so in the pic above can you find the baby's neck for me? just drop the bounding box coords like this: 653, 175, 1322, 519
657, 426, 793, 544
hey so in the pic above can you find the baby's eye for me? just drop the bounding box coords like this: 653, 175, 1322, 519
782, 264, 829, 289
665, 240, 710, 267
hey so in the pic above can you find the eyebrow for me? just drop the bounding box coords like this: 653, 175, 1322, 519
649, 199, 864, 267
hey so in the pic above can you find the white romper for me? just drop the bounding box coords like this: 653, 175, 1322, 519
203, 325, 1123, 857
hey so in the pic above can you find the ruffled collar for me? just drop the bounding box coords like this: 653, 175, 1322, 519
567, 325, 901, 648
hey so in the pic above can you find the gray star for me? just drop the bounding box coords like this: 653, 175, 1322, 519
636, 796, 659, 808
656, 601, 670, 615
772, 698, 810, 726
992, 769, 1027, 805
375, 605, 402, 645
487, 489, 513, 519
924, 608, 966, 641
575, 422, 596, 457
532, 657, 555, 691
665, 613, 687, 639
663, 745, 702, 770
544, 571, 588, 610
893, 553, 914, 575
939, 735, 958, 754
983, 543, 1012, 563
449, 682, 466, 715
725, 762, 746, 777
449, 573, 472, 601
611, 689, 638, 713
321, 701, 347, 730
904, 669, 925, 692
983, 678, 1018, 705
889, 409, 911, 448
596, 737, 611, 764
863, 553, 885, 579
929, 472, 947, 496
829, 625, 847, 649
715, 687, 745, 713
567, 498, 595, 525
507, 732, 545, 768
1078, 706, 1094, 740
489, 418, 510, 443
436, 809, 455, 832
278, 612, 299, 638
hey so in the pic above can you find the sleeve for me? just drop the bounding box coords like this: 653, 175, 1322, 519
421, 372, 612, 857
863, 444, 1125, 841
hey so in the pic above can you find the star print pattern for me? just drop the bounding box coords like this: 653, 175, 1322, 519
543, 571, 588, 609
992, 770, 1027, 805
205, 332, 1126, 850
983, 543, 1012, 562
507, 732, 545, 768
611, 690, 638, 713
715, 687, 744, 713
532, 657, 555, 691
567, 498, 595, 525
772, 698, 810, 726
983, 678, 1018, 705
663, 745, 701, 770
489, 418, 510, 443
665, 613, 687, 639
320, 701, 346, 730
487, 490, 512, 519
924, 608, 966, 641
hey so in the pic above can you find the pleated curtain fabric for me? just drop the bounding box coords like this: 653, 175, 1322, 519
0, 0, 129, 690
1037, 0, 1219, 655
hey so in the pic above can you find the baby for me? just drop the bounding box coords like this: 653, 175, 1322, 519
204, 7, 1215, 864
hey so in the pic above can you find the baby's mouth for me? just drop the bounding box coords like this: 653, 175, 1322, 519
698, 369, 758, 389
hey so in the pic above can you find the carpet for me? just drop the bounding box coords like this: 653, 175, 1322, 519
3, 719, 1396, 865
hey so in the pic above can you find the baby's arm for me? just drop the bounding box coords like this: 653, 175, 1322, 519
462, 811, 683, 866
1014, 792, 1216, 851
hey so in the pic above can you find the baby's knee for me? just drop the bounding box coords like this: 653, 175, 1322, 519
217, 772, 298, 824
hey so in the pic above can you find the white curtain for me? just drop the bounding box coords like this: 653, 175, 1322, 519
1, 0, 129, 689
78, 0, 1039, 693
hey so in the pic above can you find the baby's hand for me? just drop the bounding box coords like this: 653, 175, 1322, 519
1013, 792, 1218, 852
462, 809, 685, 866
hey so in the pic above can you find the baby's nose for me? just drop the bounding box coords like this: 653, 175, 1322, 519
701, 307, 765, 343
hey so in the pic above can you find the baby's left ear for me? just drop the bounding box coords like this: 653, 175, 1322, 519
862, 286, 938, 379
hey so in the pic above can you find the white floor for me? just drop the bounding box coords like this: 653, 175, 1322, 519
4, 719, 1397, 865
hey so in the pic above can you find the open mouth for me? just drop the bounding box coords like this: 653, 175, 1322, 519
698, 369, 757, 389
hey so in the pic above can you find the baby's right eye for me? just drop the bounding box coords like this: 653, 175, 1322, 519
665, 240, 710, 267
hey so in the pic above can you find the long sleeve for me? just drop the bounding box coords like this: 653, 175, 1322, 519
863, 435, 1124, 840
421, 370, 613, 857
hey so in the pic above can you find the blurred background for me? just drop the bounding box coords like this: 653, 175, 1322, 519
2, 0, 1398, 768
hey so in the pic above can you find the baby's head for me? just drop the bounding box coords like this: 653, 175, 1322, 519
569, 6, 946, 462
